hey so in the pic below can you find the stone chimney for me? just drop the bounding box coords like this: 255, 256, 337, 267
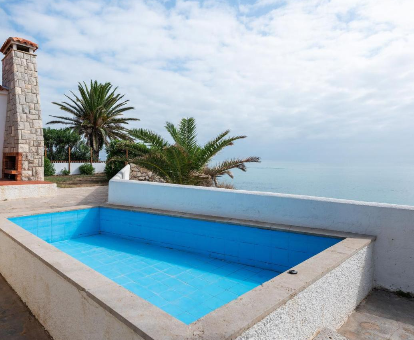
1, 37, 44, 181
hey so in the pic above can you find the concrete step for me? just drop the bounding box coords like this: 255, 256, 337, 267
313, 328, 349, 340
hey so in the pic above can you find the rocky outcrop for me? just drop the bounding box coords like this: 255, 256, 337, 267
129, 164, 165, 183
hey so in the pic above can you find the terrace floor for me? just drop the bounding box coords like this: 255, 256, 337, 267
1, 186, 413, 339
339, 289, 414, 340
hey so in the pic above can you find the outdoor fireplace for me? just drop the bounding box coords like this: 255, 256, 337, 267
2, 152, 22, 181
1, 37, 44, 181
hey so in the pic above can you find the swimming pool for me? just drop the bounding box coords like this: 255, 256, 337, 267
9, 207, 341, 324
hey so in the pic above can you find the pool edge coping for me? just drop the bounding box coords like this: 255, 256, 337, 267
0, 204, 375, 340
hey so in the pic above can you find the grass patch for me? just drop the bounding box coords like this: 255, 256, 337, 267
45, 173, 108, 188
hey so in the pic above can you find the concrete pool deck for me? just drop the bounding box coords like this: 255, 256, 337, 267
0, 274, 52, 340
339, 289, 414, 340
0, 187, 411, 340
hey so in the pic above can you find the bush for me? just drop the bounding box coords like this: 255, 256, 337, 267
60, 168, 70, 176
104, 162, 124, 180
79, 163, 95, 175
44, 158, 55, 176
43, 127, 90, 161
105, 140, 148, 180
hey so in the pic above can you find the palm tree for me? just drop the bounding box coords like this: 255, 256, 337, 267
48, 81, 138, 160
129, 117, 260, 186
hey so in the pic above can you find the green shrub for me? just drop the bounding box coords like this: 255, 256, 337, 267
44, 158, 56, 176
104, 140, 148, 180
104, 162, 124, 180
79, 163, 95, 175
60, 168, 70, 176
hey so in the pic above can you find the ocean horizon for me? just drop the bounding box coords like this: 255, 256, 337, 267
225, 161, 414, 206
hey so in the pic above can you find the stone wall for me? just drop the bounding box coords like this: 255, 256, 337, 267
129, 164, 165, 183
2, 49, 44, 181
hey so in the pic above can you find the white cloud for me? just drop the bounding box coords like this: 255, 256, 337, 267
2, 0, 414, 163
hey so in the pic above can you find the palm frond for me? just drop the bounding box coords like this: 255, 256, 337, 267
130, 128, 169, 149
50, 80, 137, 157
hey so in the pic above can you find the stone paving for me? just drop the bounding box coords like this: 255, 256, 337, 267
339, 289, 414, 340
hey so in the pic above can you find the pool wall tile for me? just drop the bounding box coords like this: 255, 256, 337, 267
98, 207, 341, 272
10, 207, 341, 274
9, 208, 100, 243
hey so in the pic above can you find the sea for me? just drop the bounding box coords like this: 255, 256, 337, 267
225, 161, 414, 206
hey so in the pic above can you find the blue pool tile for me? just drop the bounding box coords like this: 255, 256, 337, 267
177, 312, 195, 324
162, 277, 184, 288
201, 283, 226, 297
288, 250, 313, 267
147, 281, 170, 294
98, 268, 123, 279
270, 247, 289, 267
172, 296, 199, 309
113, 276, 132, 285
37, 214, 52, 228
138, 266, 159, 276
10, 207, 342, 325
38, 226, 51, 242
187, 277, 208, 289
228, 283, 254, 295
288, 233, 311, 253
147, 294, 169, 308
307, 236, 340, 253
159, 289, 180, 302
187, 305, 212, 320
161, 303, 184, 316
125, 283, 145, 296
214, 278, 238, 290
203, 295, 224, 310
216, 290, 239, 304
254, 244, 271, 263
173, 283, 198, 295
51, 224, 66, 242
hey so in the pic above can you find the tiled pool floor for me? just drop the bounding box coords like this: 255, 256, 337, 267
52, 235, 279, 324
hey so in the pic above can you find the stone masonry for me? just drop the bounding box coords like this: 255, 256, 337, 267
130, 164, 165, 183
1, 37, 44, 181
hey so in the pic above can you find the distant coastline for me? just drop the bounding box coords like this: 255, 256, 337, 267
226, 161, 414, 206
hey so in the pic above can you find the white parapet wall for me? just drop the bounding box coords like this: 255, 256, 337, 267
108, 167, 414, 294
52, 162, 106, 175
0, 183, 57, 200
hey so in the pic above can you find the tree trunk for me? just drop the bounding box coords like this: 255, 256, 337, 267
93, 149, 100, 162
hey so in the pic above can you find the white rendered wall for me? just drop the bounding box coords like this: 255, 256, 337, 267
0, 183, 57, 200
108, 174, 414, 293
0, 230, 145, 340
52, 162, 106, 175
0, 91, 7, 178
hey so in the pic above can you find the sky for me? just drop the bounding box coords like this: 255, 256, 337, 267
1, 0, 414, 164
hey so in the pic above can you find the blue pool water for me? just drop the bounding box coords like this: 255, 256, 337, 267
9, 207, 341, 324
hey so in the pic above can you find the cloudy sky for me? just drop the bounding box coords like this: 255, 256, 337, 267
1, 0, 414, 164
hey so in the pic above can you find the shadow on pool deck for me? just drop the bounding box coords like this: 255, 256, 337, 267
0, 274, 52, 340
339, 289, 414, 340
